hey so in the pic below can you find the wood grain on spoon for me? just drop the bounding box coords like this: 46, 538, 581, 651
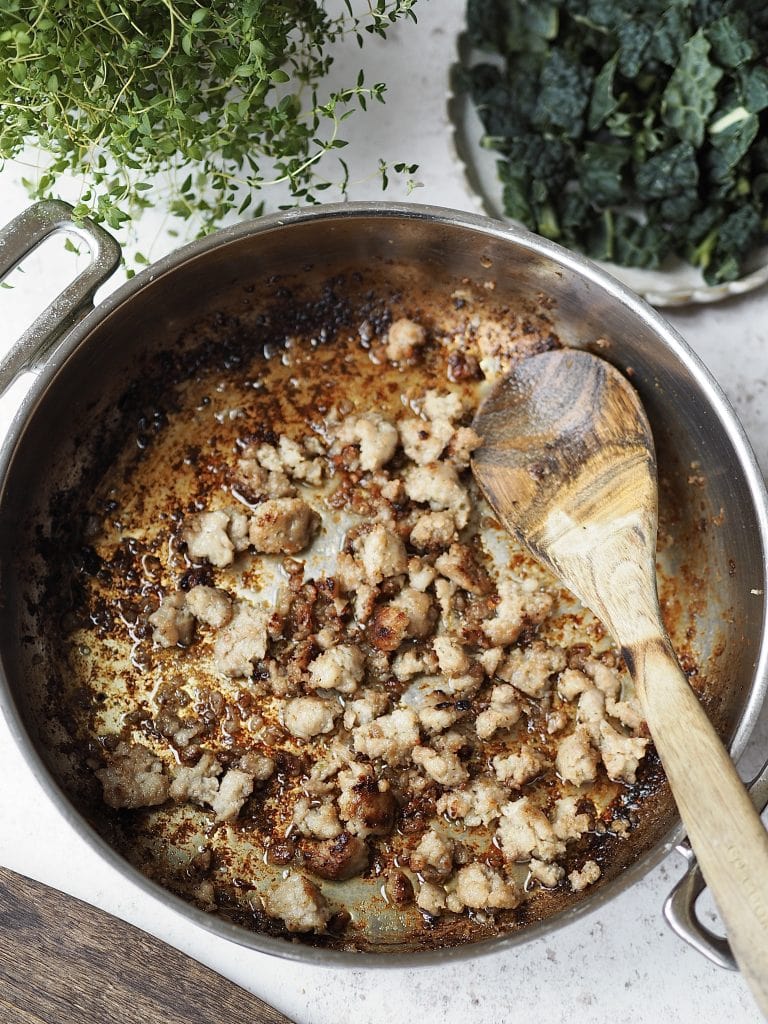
471, 348, 768, 1014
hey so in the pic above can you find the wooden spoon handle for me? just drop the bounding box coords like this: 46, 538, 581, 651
631, 639, 768, 1012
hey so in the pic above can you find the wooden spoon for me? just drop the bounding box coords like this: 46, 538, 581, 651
471, 348, 768, 1013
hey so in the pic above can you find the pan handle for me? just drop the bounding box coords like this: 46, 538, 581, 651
0, 200, 122, 396
663, 758, 768, 969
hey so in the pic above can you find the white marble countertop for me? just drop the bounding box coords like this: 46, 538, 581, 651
1, 5, 767, 1022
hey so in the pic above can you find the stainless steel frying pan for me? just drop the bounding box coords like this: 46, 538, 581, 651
0, 200, 767, 966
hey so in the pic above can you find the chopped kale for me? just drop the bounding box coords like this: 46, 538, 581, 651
465, 0, 768, 284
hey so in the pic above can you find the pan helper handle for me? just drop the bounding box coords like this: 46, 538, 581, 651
0, 200, 121, 396
664, 756, 768, 971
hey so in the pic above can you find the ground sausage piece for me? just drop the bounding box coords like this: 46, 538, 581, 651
599, 721, 648, 784
358, 524, 408, 584
210, 769, 254, 822
607, 696, 645, 732
338, 412, 399, 471
181, 510, 235, 568
529, 859, 565, 888
263, 874, 330, 933
169, 751, 222, 807
436, 778, 507, 827
556, 726, 600, 786
416, 880, 447, 916
342, 691, 391, 730
213, 603, 269, 678
569, 860, 601, 892
398, 416, 454, 465
409, 510, 458, 552
293, 797, 343, 839
478, 646, 505, 677
308, 645, 365, 695
446, 426, 483, 470
229, 510, 250, 552
385, 317, 426, 361
551, 795, 591, 841
435, 543, 491, 595
392, 647, 438, 682
498, 642, 566, 698
301, 833, 370, 881
583, 659, 622, 701
337, 763, 397, 837
238, 751, 275, 781
557, 668, 592, 701
492, 747, 543, 789
408, 556, 437, 592
235, 456, 296, 500
577, 686, 606, 744
248, 498, 314, 555
496, 796, 565, 863
185, 585, 233, 629
418, 693, 464, 735
453, 862, 520, 910
482, 586, 554, 647
422, 389, 464, 423
412, 744, 468, 787
389, 587, 435, 639
96, 741, 170, 809
475, 684, 521, 740
410, 829, 454, 879
284, 696, 339, 740
433, 636, 470, 676
385, 870, 415, 907
403, 463, 471, 529
368, 604, 409, 652
266, 435, 325, 485
352, 708, 420, 765
148, 592, 194, 648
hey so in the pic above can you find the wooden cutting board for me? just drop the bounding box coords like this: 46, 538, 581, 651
0, 866, 294, 1024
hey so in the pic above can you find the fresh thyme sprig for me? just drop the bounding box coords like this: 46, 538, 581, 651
0, 0, 420, 245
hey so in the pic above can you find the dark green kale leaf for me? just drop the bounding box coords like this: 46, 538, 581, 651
497, 161, 533, 223
584, 209, 617, 262
577, 141, 630, 205
505, 133, 575, 195
505, 2, 560, 55
532, 50, 593, 137
467, 0, 507, 49
740, 65, 768, 112
709, 107, 759, 181
692, 0, 734, 27
658, 190, 701, 221
588, 55, 619, 131
635, 142, 699, 198
469, 64, 530, 144
613, 215, 673, 268
661, 29, 723, 146
558, 190, 591, 248
705, 205, 762, 281
616, 17, 655, 79
707, 13, 757, 67
649, 4, 693, 66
